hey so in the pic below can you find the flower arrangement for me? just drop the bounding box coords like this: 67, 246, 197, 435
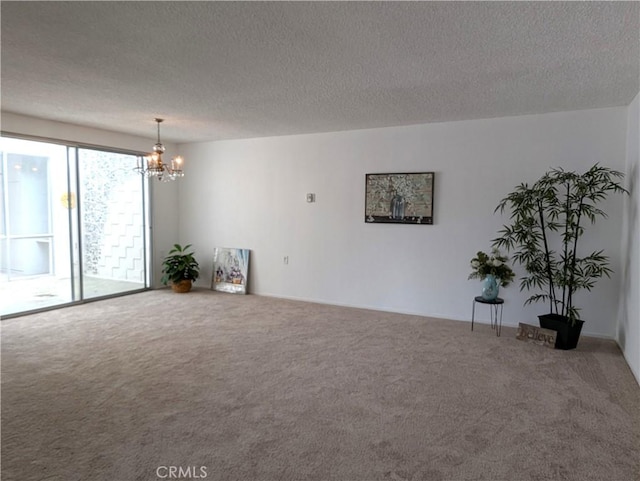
468, 248, 515, 287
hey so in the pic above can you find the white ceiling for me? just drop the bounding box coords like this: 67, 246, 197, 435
1, 1, 639, 144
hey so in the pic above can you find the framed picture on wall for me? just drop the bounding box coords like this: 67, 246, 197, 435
212, 247, 250, 294
365, 172, 435, 224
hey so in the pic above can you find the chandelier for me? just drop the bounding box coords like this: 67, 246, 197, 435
135, 118, 184, 181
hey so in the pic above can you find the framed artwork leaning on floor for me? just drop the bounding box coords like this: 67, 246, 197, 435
212, 247, 250, 294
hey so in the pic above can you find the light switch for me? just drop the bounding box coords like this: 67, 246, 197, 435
306, 193, 316, 203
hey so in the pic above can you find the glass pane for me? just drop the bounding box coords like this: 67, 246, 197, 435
0, 155, 5, 237
78, 149, 146, 299
7, 237, 51, 276
7, 154, 50, 235
0, 138, 73, 316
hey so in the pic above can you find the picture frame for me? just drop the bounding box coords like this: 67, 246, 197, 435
365, 172, 434, 225
212, 247, 250, 294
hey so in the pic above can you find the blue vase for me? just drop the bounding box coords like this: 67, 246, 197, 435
481, 274, 500, 301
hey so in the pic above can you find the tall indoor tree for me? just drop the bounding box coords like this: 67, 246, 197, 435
493, 164, 627, 349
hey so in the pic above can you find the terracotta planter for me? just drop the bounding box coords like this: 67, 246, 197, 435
171, 279, 193, 293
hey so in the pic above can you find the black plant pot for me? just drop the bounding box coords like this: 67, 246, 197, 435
538, 313, 585, 350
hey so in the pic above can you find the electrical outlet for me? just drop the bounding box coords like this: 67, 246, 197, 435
283, 256, 289, 265
306, 193, 316, 203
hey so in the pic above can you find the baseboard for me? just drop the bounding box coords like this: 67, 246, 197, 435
254, 291, 616, 341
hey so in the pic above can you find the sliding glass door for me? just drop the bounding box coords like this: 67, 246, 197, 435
78, 148, 147, 299
0, 136, 150, 317
0, 138, 73, 314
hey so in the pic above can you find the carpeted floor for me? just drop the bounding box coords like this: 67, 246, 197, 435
2, 289, 638, 481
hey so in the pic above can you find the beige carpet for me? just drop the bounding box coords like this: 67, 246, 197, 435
2, 289, 638, 481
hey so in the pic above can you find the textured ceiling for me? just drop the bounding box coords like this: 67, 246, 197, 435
1, 1, 639, 143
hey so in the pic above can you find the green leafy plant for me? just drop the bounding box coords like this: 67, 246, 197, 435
160, 244, 200, 285
468, 248, 515, 287
493, 164, 627, 325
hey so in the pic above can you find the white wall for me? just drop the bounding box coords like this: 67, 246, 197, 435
179, 107, 628, 338
619, 93, 640, 384
3, 109, 631, 341
1, 112, 180, 287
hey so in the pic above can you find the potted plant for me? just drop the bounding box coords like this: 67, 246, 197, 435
160, 244, 200, 293
468, 248, 515, 301
493, 164, 627, 349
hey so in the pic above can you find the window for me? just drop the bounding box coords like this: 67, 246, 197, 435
0, 136, 150, 317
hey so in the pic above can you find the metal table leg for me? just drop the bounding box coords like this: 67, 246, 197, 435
471, 299, 476, 331
471, 297, 504, 337
489, 302, 503, 337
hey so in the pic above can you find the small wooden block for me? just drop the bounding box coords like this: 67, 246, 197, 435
516, 323, 556, 348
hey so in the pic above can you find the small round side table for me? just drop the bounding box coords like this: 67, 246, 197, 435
471, 296, 504, 337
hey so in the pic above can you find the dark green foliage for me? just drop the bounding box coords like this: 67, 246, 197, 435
493, 164, 627, 325
468, 248, 515, 287
160, 244, 200, 285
